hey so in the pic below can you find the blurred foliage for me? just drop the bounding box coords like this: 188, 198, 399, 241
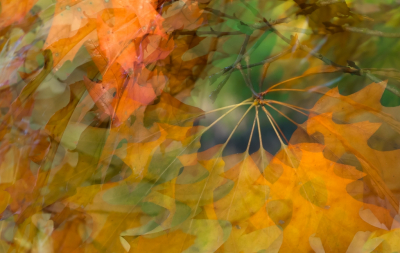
1, 0, 400, 252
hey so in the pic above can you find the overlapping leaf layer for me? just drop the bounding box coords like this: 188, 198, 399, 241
1, 0, 400, 252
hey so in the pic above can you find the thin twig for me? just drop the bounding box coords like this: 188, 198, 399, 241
226, 112, 257, 220
317, 0, 346, 6
260, 106, 289, 144
265, 100, 310, 116
237, 62, 258, 97
343, 26, 400, 38
209, 35, 251, 101
262, 21, 400, 97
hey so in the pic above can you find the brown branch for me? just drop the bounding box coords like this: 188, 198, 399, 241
209, 35, 251, 101
175, 30, 243, 37
260, 21, 400, 98
202, 7, 400, 98
343, 26, 400, 38
317, 0, 346, 6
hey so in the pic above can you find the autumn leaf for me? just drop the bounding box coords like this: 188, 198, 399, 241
2, 0, 400, 252
0, 0, 38, 30
264, 143, 390, 252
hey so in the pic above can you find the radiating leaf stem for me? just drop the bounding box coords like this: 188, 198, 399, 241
226, 112, 257, 220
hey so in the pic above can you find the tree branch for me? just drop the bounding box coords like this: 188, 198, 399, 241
262, 21, 400, 97
343, 26, 400, 38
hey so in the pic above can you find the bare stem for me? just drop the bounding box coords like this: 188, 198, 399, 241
226, 113, 257, 220
260, 106, 289, 144
344, 26, 400, 38
261, 23, 400, 97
